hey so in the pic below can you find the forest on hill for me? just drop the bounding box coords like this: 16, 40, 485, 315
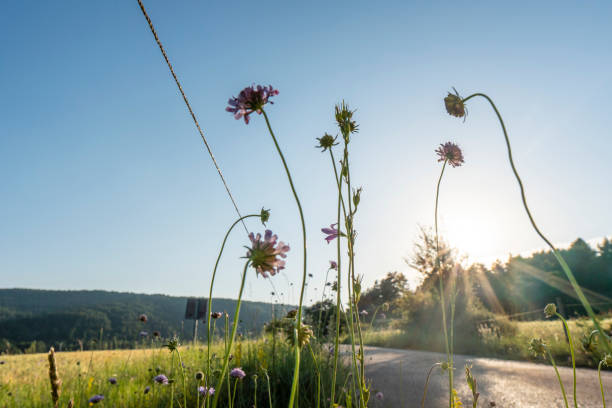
0, 289, 290, 353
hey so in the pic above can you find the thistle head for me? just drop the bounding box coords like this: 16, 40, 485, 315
329, 260, 338, 270
195, 371, 204, 381
139, 314, 148, 323
435, 142, 464, 167
544, 303, 557, 318
528, 338, 547, 357
316, 133, 339, 152
246, 230, 290, 278
444, 88, 466, 119
603, 354, 612, 367
335, 101, 358, 141
381, 302, 390, 313
211, 312, 223, 319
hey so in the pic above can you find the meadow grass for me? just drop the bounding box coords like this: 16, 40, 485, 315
0, 338, 347, 408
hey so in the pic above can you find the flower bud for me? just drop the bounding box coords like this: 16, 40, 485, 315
260, 208, 270, 225
544, 303, 557, 318
444, 89, 465, 118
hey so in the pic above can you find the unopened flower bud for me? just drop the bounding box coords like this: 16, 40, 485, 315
444, 89, 465, 118
544, 303, 557, 318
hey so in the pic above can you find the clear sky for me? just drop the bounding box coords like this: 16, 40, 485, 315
1, 1, 611, 303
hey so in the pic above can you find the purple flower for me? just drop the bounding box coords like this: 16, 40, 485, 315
376, 391, 384, 400
321, 224, 339, 243
154, 374, 169, 385
144, 386, 151, 394
226, 85, 279, 124
88, 395, 104, 404
229, 367, 246, 379
108, 377, 117, 385
246, 230, 290, 278
359, 310, 368, 316
435, 142, 464, 168
198, 386, 215, 396
329, 260, 338, 270
139, 331, 148, 337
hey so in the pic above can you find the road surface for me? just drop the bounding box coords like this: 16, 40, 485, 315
355, 346, 611, 407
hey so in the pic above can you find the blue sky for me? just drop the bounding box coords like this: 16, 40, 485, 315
1, 1, 611, 303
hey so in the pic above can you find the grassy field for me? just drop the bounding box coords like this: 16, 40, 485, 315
354, 316, 612, 368
0, 338, 346, 408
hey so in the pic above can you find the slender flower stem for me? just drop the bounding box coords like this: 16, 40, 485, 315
343, 145, 366, 406
316, 267, 331, 338
308, 343, 322, 408
253, 375, 258, 408
212, 262, 250, 408
434, 159, 453, 408
368, 304, 383, 332
264, 370, 273, 408
420, 363, 441, 408
598, 360, 607, 408
555, 313, 577, 408
462, 92, 611, 353
548, 349, 569, 408
329, 149, 344, 404
261, 110, 307, 408
206, 214, 260, 387
174, 348, 188, 408
231, 378, 238, 408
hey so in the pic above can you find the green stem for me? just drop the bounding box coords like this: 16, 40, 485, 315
316, 267, 332, 338
556, 313, 577, 408
308, 344, 322, 408
343, 144, 367, 407
174, 348, 188, 408
548, 349, 569, 408
420, 363, 441, 408
434, 159, 452, 408
212, 262, 250, 408
231, 378, 238, 408
599, 361, 607, 408
207, 214, 260, 385
253, 375, 258, 408
262, 110, 307, 408
462, 92, 611, 353
329, 149, 343, 405
264, 370, 273, 408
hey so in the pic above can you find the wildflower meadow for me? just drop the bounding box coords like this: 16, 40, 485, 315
2, 1, 612, 408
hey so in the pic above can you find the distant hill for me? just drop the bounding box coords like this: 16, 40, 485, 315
0, 289, 290, 353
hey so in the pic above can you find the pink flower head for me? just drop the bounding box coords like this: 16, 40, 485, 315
246, 230, 290, 278
375, 391, 384, 400
321, 224, 339, 244
329, 260, 338, 270
229, 367, 246, 379
435, 142, 464, 168
226, 85, 279, 124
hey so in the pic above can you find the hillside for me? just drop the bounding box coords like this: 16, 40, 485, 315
0, 289, 290, 353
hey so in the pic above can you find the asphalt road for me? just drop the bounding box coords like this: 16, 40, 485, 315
357, 346, 612, 408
